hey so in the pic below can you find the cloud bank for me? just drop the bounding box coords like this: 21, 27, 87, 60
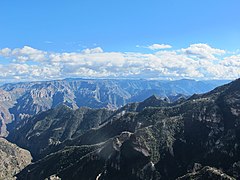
0, 43, 239, 82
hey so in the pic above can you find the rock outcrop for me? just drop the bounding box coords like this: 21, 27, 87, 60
177, 166, 235, 180
0, 138, 32, 180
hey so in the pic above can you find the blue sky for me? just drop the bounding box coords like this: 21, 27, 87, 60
0, 0, 240, 82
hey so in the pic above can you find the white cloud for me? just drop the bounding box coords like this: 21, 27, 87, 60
221, 55, 240, 67
3, 46, 47, 62
81, 47, 104, 54
0, 48, 11, 56
0, 44, 239, 82
182, 43, 225, 60
147, 44, 172, 50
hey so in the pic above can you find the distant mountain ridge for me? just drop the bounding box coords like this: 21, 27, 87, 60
0, 78, 229, 136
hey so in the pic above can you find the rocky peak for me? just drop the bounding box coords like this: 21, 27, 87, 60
177, 166, 235, 180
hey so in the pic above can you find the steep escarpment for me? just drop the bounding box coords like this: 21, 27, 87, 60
0, 89, 15, 137
7, 105, 114, 160
0, 138, 32, 180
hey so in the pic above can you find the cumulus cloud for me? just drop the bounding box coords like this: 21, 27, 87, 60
0, 44, 239, 82
1, 46, 47, 62
0, 48, 11, 56
147, 44, 172, 50
182, 43, 225, 60
81, 47, 103, 54
221, 55, 240, 67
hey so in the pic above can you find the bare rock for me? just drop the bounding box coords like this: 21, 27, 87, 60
0, 138, 32, 180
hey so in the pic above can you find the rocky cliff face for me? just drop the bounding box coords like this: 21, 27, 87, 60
11, 79, 239, 180
0, 89, 15, 137
0, 138, 32, 180
7, 105, 114, 160
0, 78, 227, 136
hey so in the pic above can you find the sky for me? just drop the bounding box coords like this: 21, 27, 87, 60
0, 0, 240, 82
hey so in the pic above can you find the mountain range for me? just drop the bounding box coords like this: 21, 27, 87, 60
0, 78, 228, 136
5, 78, 240, 179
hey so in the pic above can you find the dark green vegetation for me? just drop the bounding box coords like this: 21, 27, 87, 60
6, 79, 239, 179
0, 78, 228, 136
